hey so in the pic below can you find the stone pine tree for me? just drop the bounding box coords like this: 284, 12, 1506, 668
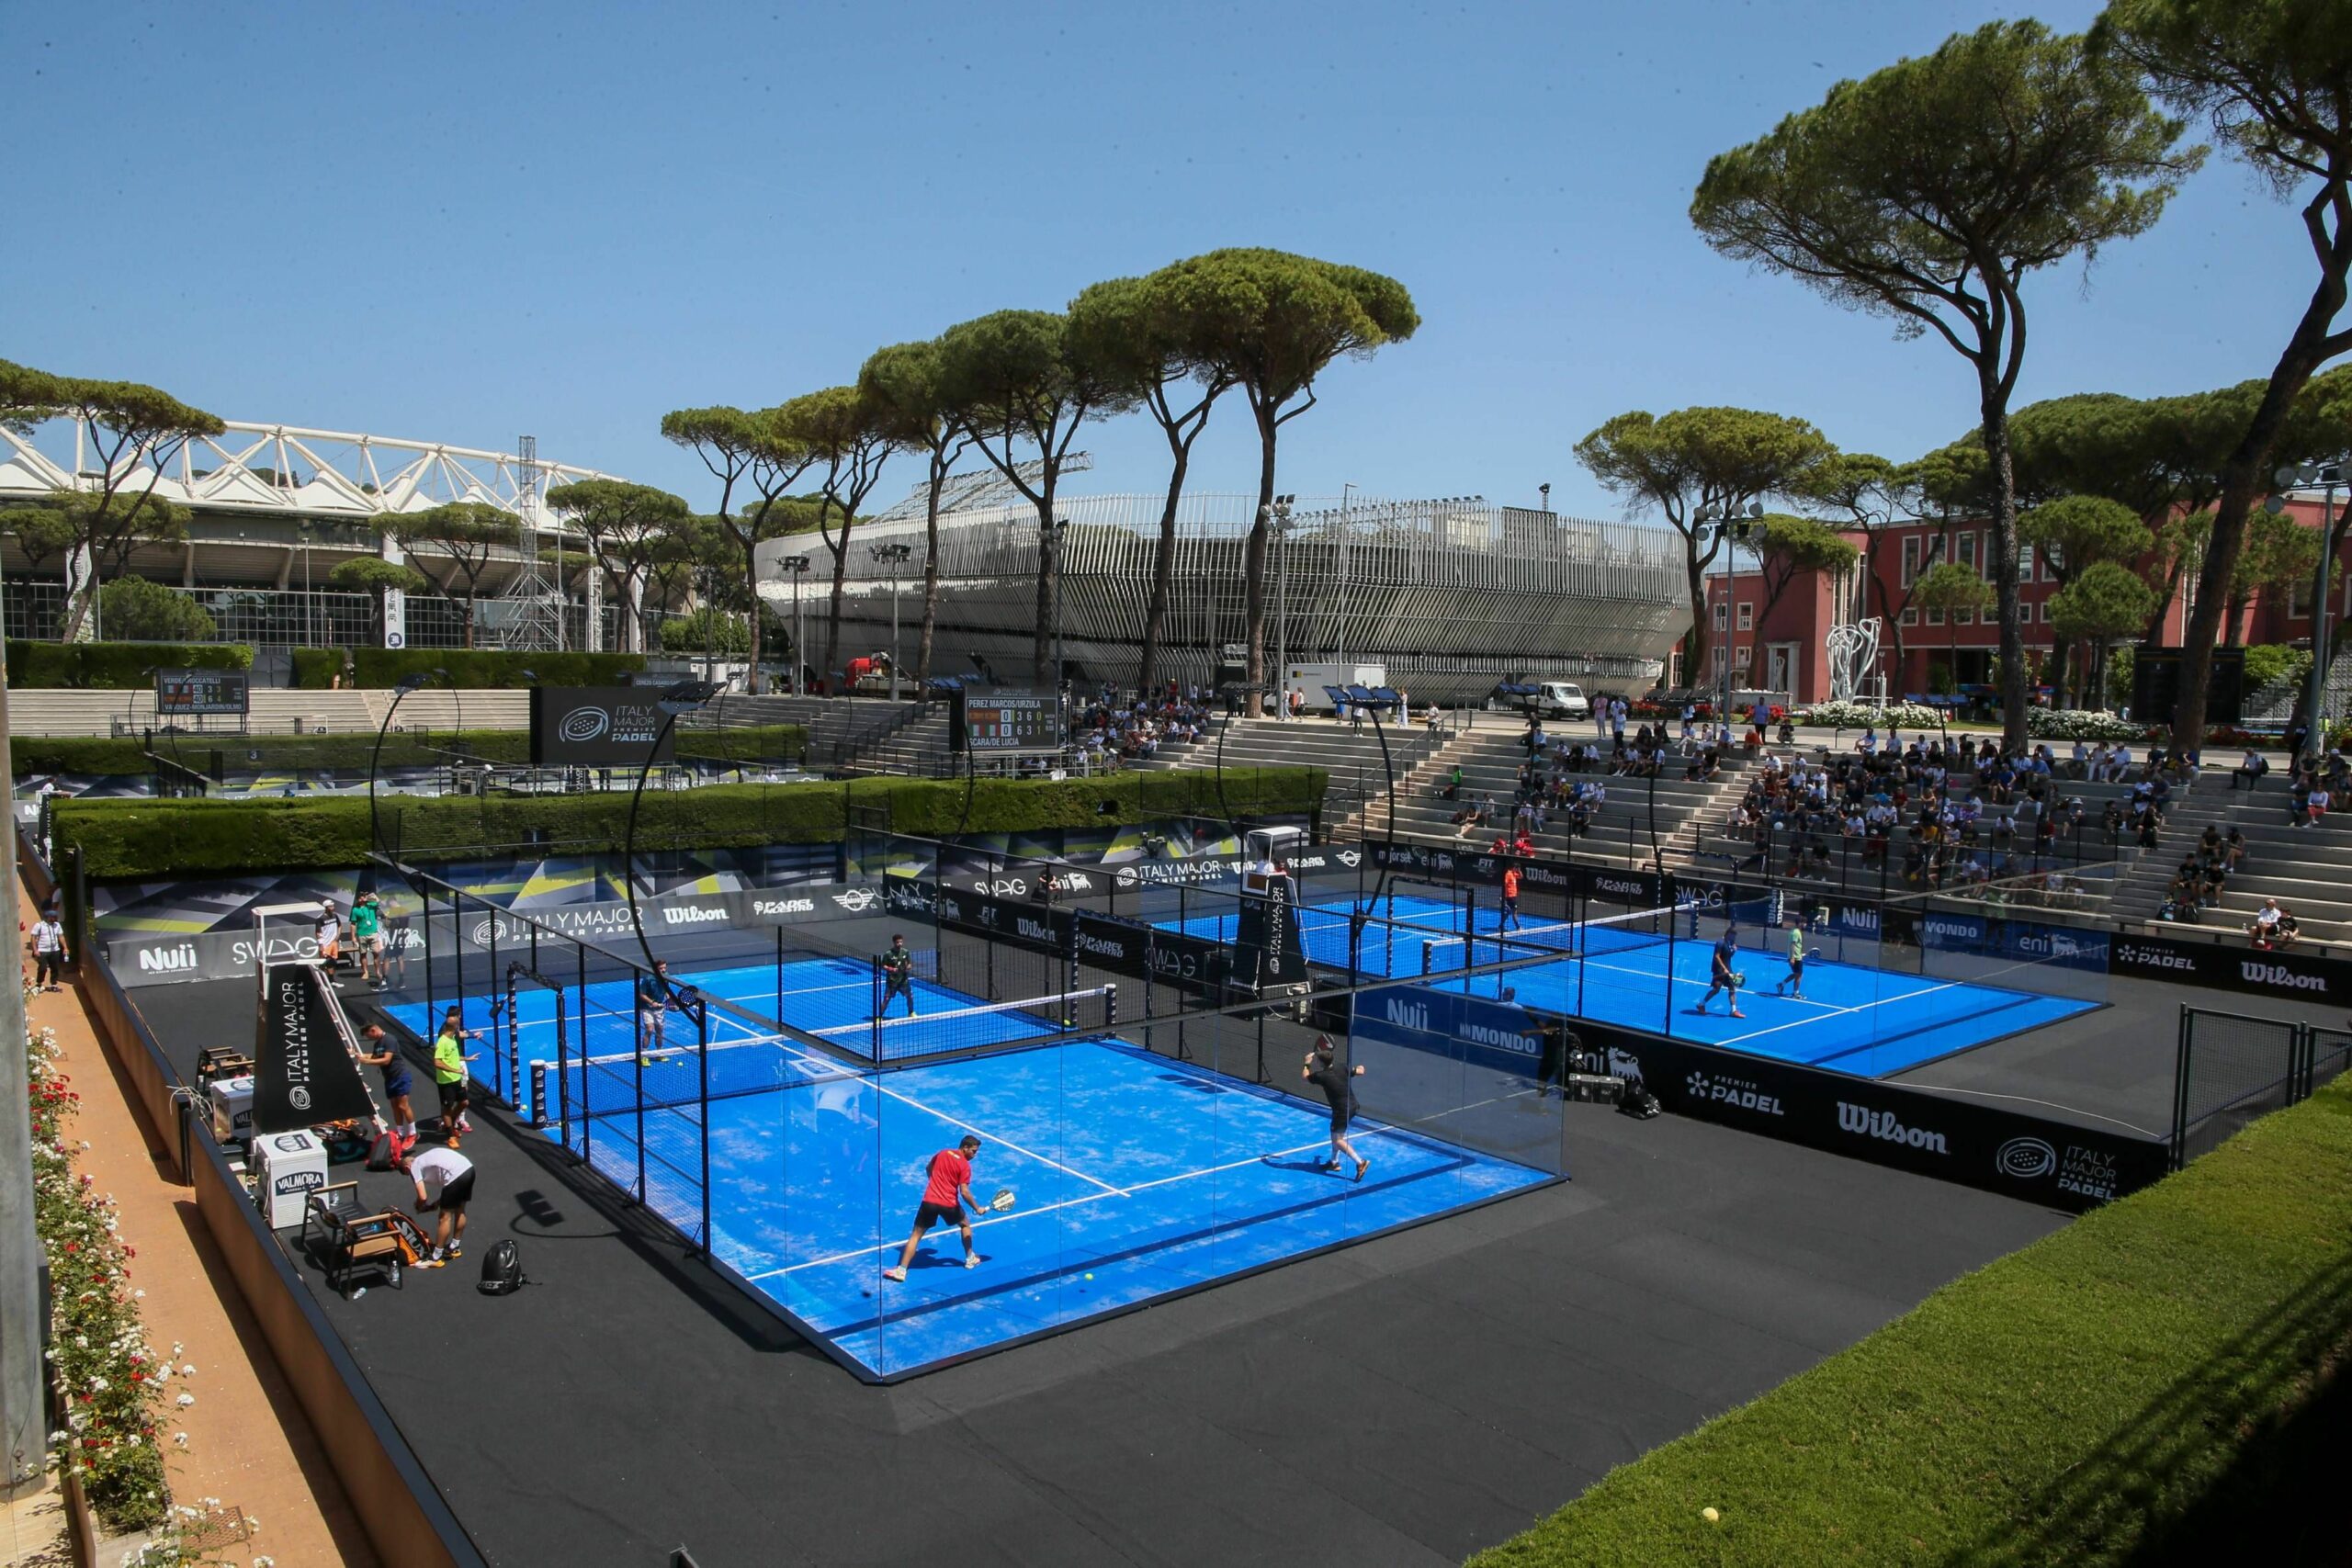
858, 339, 975, 685
1575, 407, 1834, 694
2018, 495, 2154, 701
1158, 250, 1418, 715
547, 479, 695, 652
1693, 19, 2200, 749
1067, 268, 1239, 697
2050, 561, 2158, 707
934, 310, 1134, 688
1911, 559, 1998, 694
0, 361, 225, 640
775, 386, 902, 684
372, 503, 519, 649
2096, 0, 2352, 754
660, 406, 819, 691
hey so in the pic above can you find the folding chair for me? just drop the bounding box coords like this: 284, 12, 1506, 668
302, 1182, 422, 1296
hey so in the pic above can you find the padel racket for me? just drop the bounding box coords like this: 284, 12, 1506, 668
985, 1187, 1017, 1213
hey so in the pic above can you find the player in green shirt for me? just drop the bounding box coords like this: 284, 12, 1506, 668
432, 1008, 484, 1146
1772, 922, 1807, 1000
349, 892, 384, 988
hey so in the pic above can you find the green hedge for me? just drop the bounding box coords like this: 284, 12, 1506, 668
291, 648, 650, 689
14, 725, 807, 776
51, 765, 1323, 877
1471, 1077, 2352, 1568
3, 640, 254, 688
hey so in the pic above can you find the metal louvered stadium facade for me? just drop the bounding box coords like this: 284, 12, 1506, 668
761, 485, 1691, 704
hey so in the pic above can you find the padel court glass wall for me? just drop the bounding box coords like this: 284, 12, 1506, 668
379, 865, 1564, 1381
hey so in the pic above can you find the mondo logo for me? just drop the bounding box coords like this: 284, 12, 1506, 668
560, 706, 610, 742
1995, 1136, 2058, 1179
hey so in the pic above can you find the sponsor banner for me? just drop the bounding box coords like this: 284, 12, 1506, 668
1109, 846, 1351, 890
1071, 911, 1149, 979
1236, 873, 1308, 991
1351, 983, 1544, 1076
528, 686, 678, 766
1565, 1019, 2165, 1213
111, 886, 877, 987
252, 964, 376, 1134
2109, 930, 2350, 1003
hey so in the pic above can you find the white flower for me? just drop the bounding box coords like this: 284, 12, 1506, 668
181, 1364, 196, 1376
175, 1393, 195, 1408
171, 1432, 188, 1448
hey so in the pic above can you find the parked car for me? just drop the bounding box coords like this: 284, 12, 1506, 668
1532, 681, 1590, 720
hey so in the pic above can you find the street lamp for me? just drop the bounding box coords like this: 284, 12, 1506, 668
297, 522, 315, 649
1540, 481, 1552, 513
775, 554, 812, 696
1262, 494, 1295, 719
1696, 502, 1763, 733
1044, 517, 1070, 715
2272, 459, 2348, 760
870, 540, 912, 701
368, 668, 451, 864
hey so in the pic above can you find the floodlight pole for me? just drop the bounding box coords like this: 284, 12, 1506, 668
871, 542, 911, 703
368, 669, 449, 865
2281, 461, 2348, 761
778, 555, 811, 697
623, 682, 718, 983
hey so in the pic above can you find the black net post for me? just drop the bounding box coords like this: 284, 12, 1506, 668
696, 1000, 713, 1255
572, 940, 588, 1163
633, 1008, 649, 1203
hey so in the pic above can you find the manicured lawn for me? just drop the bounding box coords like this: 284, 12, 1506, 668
1471, 1079, 2352, 1567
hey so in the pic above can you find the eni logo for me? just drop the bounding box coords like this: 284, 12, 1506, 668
560, 707, 610, 742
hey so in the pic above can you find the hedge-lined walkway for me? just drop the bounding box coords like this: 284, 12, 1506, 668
1471, 1075, 2352, 1567
22, 877, 373, 1564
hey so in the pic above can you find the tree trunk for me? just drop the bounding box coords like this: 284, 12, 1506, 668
624, 575, 645, 654
462, 594, 477, 649
742, 538, 767, 694
1682, 534, 1714, 702
1242, 403, 1277, 717
1977, 377, 2029, 750
1136, 446, 1192, 698
1031, 466, 1059, 690
823, 535, 850, 691
916, 450, 945, 686
2173, 216, 2351, 756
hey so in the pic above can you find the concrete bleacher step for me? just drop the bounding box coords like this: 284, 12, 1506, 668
5, 687, 529, 739
2112, 772, 2352, 947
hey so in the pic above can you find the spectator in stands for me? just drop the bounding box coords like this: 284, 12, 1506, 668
1437, 762, 1463, 802
2306, 778, 2333, 826
2248, 898, 2292, 949
2232, 747, 2268, 790
2290, 770, 2314, 826
2223, 826, 2248, 873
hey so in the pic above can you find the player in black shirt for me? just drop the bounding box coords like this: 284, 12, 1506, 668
878, 934, 920, 1019
1301, 1034, 1369, 1182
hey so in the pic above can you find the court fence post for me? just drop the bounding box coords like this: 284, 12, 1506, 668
485, 907, 501, 1100
697, 1001, 712, 1255
634, 1005, 649, 1204
2170, 1008, 2192, 1171
575, 940, 589, 1166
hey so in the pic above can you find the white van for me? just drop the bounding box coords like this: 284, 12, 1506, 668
1533, 682, 1590, 719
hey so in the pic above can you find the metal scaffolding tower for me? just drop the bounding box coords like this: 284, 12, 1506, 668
496, 433, 565, 651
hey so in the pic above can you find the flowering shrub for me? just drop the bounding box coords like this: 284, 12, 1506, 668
2025, 708, 2149, 741
26, 1023, 170, 1533
119, 1500, 270, 1566
1795, 701, 1945, 731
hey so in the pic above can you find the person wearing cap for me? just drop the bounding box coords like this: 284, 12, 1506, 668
883, 1134, 983, 1281
314, 900, 345, 981
1302, 1035, 1369, 1182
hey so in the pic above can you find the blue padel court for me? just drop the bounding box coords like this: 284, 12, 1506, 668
1159, 892, 2101, 1080
390, 956, 1555, 1381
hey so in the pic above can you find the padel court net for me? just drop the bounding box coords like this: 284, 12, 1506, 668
384, 941, 1560, 1382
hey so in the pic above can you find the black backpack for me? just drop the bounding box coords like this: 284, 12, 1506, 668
477, 1239, 527, 1296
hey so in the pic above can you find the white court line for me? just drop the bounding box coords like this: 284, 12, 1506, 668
1713, 976, 1969, 1048
566, 1025, 1131, 1201
744, 1134, 1351, 1280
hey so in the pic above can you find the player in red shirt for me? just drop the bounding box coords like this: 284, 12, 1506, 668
882, 1135, 983, 1281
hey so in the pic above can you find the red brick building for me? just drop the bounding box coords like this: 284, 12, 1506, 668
1688, 495, 2343, 705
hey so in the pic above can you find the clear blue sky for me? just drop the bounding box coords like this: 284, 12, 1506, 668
2, 0, 2304, 521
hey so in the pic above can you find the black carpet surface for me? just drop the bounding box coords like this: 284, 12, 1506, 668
150, 972, 2066, 1567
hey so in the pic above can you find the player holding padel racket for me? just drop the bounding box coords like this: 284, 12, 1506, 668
878, 933, 920, 1020
1772, 922, 1806, 1000
883, 1134, 1007, 1280
1695, 922, 1747, 1019
1303, 1034, 1369, 1182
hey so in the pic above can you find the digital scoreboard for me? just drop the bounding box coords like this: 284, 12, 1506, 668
953, 686, 1063, 755
153, 668, 250, 718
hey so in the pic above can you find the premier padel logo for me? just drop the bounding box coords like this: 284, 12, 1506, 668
2117, 942, 2195, 972
559, 706, 611, 743
2241, 961, 2326, 992
1685, 1070, 1782, 1116
1836, 1101, 1948, 1154
1995, 1136, 2058, 1179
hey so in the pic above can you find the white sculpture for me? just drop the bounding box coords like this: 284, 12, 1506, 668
1826, 617, 1883, 705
